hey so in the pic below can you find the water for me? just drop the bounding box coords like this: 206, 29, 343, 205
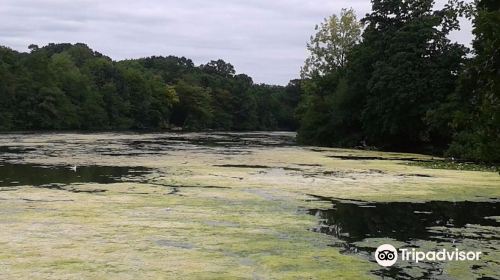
0, 132, 295, 189
0, 132, 296, 159
309, 197, 499, 243
0, 163, 151, 187
0, 132, 497, 279
308, 196, 500, 279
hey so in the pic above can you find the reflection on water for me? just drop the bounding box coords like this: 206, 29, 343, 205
308, 197, 500, 279
0, 146, 36, 154
309, 197, 499, 243
128, 132, 296, 149
0, 163, 151, 187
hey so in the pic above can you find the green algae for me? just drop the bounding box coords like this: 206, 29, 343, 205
0, 132, 498, 279
409, 160, 500, 173
0, 184, 375, 279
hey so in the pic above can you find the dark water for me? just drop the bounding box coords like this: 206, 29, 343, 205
128, 132, 296, 149
308, 196, 500, 279
326, 155, 432, 162
0, 146, 36, 154
114, 132, 296, 156
0, 163, 151, 187
308, 197, 499, 243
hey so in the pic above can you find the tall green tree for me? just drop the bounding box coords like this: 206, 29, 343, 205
352, 0, 466, 151
171, 80, 213, 129
0, 47, 18, 130
297, 8, 363, 145
446, 0, 500, 162
301, 8, 362, 78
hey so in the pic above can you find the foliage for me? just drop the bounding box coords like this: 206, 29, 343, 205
301, 8, 361, 78
297, 0, 498, 163
0, 43, 299, 131
297, 9, 363, 147
356, 0, 466, 151
445, 0, 500, 162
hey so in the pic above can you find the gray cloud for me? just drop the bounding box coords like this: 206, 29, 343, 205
0, 0, 472, 85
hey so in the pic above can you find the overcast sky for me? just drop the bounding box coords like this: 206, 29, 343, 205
0, 0, 472, 85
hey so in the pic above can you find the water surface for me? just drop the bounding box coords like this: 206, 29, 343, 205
309, 197, 500, 279
0, 132, 498, 279
0, 163, 151, 187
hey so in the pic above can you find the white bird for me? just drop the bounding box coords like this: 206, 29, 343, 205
69, 165, 77, 172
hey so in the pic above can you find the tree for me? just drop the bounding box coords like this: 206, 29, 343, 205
171, 80, 213, 129
301, 8, 362, 78
201, 59, 235, 78
0, 42, 298, 132
446, 0, 500, 162
353, 0, 466, 151
0, 47, 18, 130
297, 8, 363, 145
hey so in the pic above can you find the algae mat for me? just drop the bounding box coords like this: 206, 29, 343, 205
0, 132, 498, 279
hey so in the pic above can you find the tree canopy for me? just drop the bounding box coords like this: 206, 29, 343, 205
0, 43, 300, 131
297, 0, 499, 163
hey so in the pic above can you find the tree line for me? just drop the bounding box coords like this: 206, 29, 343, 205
297, 0, 499, 163
0, 44, 300, 131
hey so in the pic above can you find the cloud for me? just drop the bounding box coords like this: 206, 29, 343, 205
0, 0, 473, 85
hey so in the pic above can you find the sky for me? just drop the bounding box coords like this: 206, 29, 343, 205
0, 0, 473, 85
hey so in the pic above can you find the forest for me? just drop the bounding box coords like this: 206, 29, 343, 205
0, 0, 498, 163
0, 44, 300, 131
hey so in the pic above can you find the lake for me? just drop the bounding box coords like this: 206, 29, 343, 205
0, 132, 498, 279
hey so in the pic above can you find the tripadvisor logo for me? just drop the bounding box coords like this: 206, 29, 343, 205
375, 244, 398, 267
374, 244, 482, 267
